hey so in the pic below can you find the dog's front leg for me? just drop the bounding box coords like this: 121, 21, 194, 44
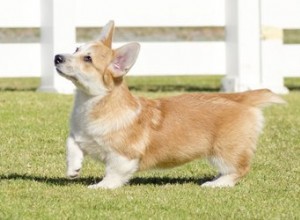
66, 136, 84, 179
88, 152, 139, 189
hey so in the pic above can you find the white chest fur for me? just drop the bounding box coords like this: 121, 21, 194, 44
69, 90, 141, 161
69, 90, 108, 161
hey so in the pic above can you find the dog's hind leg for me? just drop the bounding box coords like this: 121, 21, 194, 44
202, 149, 252, 188
88, 152, 139, 189
66, 136, 84, 179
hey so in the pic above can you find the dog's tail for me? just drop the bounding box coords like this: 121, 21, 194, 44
221, 89, 286, 109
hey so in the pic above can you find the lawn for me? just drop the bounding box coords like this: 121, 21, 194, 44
0, 79, 299, 219
1, 76, 300, 92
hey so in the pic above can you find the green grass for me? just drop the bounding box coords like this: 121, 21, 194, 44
1, 76, 300, 92
0, 77, 40, 91
126, 75, 222, 92
0, 88, 299, 219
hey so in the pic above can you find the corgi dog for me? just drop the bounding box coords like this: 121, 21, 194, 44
54, 21, 285, 189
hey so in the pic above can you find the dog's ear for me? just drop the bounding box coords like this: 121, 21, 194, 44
99, 20, 115, 48
108, 42, 140, 78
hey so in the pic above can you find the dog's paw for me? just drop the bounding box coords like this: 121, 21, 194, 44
87, 183, 104, 189
66, 169, 81, 179
201, 181, 220, 188
88, 180, 123, 189
201, 179, 235, 188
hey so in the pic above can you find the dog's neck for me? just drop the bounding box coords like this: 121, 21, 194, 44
74, 83, 140, 120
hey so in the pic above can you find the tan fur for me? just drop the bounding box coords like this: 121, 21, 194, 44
55, 21, 285, 188
91, 85, 268, 175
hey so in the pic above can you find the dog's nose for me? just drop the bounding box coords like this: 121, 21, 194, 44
54, 55, 65, 65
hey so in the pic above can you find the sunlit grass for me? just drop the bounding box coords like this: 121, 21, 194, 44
1, 76, 300, 92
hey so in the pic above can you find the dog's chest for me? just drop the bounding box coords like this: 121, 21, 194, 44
69, 90, 141, 160
70, 92, 110, 160
71, 115, 110, 161
71, 119, 104, 160
74, 133, 108, 161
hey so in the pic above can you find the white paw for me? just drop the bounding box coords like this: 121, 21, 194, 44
201, 179, 235, 188
202, 181, 220, 188
87, 180, 123, 189
66, 169, 81, 179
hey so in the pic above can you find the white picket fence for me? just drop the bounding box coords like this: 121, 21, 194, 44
0, 0, 300, 93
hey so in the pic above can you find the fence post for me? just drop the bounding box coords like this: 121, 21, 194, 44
223, 0, 288, 94
222, 0, 262, 92
38, 0, 75, 93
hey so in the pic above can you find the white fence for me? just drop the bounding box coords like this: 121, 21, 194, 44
0, 0, 300, 93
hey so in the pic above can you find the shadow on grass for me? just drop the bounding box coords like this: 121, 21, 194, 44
0, 173, 98, 186
0, 173, 214, 187
129, 176, 213, 186
0, 87, 37, 92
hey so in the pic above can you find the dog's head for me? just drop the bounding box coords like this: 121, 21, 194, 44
54, 21, 140, 96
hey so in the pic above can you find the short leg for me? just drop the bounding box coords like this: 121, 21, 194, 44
88, 152, 139, 189
202, 155, 250, 188
66, 136, 84, 179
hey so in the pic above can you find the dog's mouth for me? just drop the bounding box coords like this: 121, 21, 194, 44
56, 67, 64, 75
56, 68, 78, 82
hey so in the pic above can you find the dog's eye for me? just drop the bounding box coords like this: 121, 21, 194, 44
74, 47, 79, 53
83, 55, 92, 63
